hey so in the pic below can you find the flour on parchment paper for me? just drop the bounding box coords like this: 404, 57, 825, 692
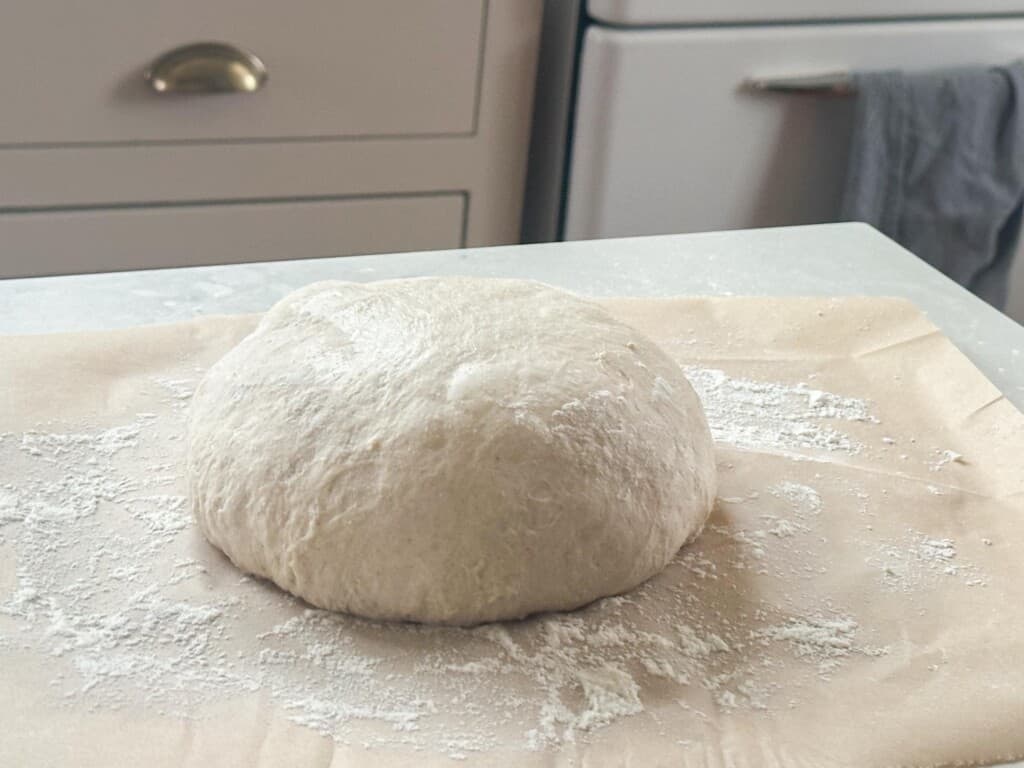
0, 369, 985, 758
862, 532, 990, 590
685, 367, 876, 456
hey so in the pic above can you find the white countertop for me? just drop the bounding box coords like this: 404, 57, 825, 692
2, 222, 1022, 409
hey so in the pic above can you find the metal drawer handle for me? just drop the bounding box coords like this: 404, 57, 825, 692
144, 42, 267, 94
742, 72, 854, 96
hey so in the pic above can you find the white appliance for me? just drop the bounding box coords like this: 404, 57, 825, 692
565, 0, 1024, 320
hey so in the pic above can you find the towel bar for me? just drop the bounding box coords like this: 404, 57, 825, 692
742, 72, 855, 95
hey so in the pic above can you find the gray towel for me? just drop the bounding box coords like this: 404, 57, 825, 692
840, 63, 1024, 309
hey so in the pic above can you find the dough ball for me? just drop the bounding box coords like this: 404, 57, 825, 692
188, 278, 716, 625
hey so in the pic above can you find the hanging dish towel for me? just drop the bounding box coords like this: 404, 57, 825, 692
841, 62, 1024, 309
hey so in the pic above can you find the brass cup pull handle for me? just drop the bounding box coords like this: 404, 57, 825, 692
144, 42, 267, 94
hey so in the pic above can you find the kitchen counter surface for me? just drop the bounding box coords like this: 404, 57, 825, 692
2, 222, 1022, 409
3, 226, 1024, 768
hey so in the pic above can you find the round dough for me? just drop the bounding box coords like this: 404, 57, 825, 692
188, 278, 716, 625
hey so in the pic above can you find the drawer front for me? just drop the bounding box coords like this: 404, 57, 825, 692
0, 194, 464, 278
566, 19, 1024, 240
0, 0, 483, 146
589, 0, 1024, 24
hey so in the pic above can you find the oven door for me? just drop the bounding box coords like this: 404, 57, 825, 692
565, 18, 1024, 240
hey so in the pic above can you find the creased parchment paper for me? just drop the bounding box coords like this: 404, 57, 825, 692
1, 297, 1022, 768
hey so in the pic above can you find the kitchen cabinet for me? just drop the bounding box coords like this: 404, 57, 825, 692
0, 0, 541, 277
0, 195, 464, 279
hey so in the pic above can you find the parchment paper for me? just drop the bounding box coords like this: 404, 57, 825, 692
1, 297, 1022, 767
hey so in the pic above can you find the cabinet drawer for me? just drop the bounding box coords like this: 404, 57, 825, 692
0, 0, 483, 146
0, 194, 464, 278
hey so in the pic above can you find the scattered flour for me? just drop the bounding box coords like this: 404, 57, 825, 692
564, 666, 643, 733
154, 378, 196, 404
770, 481, 823, 516
685, 367, 875, 456
757, 613, 892, 678
930, 449, 967, 471
865, 531, 988, 590
20, 422, 146, 459
761, 614, 857, 659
